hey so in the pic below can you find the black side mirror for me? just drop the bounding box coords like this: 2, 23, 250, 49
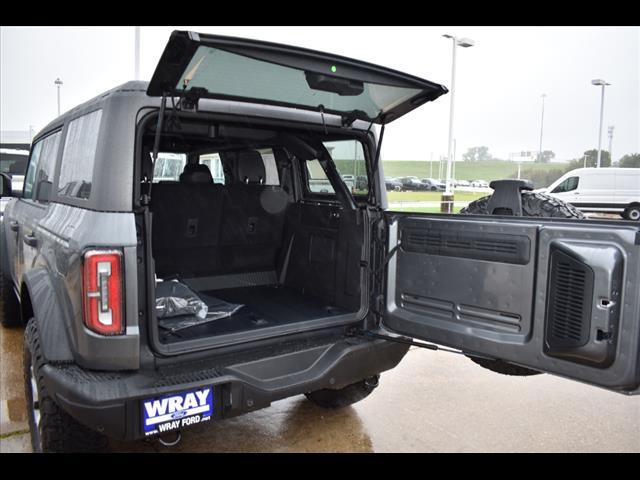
0, 173, 12, 198
35, 180, 52, 203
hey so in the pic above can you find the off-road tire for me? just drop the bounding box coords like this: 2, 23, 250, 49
305, 377, 379, 409
460, 190, 583, 377
24, 319, 109, 453
460, 191, 585, 219
466, 356, 541, 376
0, 270, 21, 327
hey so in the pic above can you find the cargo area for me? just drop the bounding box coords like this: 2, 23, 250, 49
142, 117, 369, 348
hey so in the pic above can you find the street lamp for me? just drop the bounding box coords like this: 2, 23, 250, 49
134, 27, 141, 80
442, 34, 474, 212
54, 78, 63, 116
591, 79, 611, 168
538, 94, 547, 162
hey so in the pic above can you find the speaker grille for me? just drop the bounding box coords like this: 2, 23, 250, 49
402, 229, 530, 264
546, 250, 593, 348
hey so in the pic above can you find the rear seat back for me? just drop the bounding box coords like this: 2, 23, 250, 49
151, 164, 224, 276
219, 150, 289, 272
152, 152, 290, 277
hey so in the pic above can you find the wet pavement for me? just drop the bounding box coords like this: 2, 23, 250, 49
1, 323, 639, 453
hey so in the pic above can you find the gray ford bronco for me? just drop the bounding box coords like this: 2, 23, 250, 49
1, 31, 639, 453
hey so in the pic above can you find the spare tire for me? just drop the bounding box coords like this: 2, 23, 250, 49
461, 191, 585, 219
460, 189, 583, 377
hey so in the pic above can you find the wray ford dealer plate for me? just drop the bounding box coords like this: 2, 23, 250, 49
142, 387, 213, 436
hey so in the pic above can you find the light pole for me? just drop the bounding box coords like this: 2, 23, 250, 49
442, 34, 474, 212
538, 94, 546, 162
608, 125, 614, 164
54, 78, 63, 116
134, 27, 141, 80
592, 79, 611, 168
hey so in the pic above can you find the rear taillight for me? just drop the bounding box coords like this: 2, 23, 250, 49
82, 250, 124, 335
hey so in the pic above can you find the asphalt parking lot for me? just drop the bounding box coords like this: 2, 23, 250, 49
1, 323, 638, 453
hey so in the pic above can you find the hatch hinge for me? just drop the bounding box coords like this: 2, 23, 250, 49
178, 87, 208, 111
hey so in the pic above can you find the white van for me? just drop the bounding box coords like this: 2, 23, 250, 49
543, 167, 640, 220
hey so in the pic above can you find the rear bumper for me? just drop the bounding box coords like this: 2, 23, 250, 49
42, 335, 409, 441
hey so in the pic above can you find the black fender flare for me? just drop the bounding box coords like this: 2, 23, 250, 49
0, 219, 11, 278
22, 268, 74, 363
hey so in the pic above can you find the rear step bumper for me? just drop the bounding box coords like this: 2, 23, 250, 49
41, 336, 409, 441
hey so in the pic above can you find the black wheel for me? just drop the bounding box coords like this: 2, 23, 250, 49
460, 191, 585, 219
305, 376, 379, 409
467, 356, 542, 376
430, 186, 437, 191
460, 190, 583, 377
24, 319, 109, 453
623, 204, 640, 221
0, 269, 21, 327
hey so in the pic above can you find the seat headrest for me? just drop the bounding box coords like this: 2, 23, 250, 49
179, 163, 213, 184
236, 150, 266, 185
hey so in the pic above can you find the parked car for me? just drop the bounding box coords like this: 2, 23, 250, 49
0, 148, 29, 219
1, 30, 639, 453
470, 179, 490, 188
541, 167, 640, 220
399, 176, 424, 191
420, 178, 445, 191
455, 179, 470, 187
384, 177, 403, 191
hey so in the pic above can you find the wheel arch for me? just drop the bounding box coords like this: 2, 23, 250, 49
21, 269, 74, 363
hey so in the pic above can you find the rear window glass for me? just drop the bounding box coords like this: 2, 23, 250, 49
58, 109, 102, 200
0, 149, 29, 175
178, 46, 422, 122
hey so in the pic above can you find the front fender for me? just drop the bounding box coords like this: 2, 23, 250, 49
22, 268, 74, 363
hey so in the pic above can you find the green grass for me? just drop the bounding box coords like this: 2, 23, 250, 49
387, 190, 487, 202
382, 160, 566, 183
387, 206, 464, 214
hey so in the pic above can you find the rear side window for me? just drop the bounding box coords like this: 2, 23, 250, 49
306, 159, 335, 194
22, 131, 61, 202
153, 153, 187, 182
324, 140, 368, 195
552, 176, 579, 193
58, 109, 102, 200
199, 153, 225, 184
257, 149, 279, 186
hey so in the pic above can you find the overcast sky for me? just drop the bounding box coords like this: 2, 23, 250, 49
1, 26, 638, 162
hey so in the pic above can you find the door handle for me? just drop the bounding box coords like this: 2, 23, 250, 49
23, 233, 38, 247
9, 220, 19, 232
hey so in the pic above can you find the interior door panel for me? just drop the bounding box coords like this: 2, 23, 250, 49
383, 213, 640, 393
